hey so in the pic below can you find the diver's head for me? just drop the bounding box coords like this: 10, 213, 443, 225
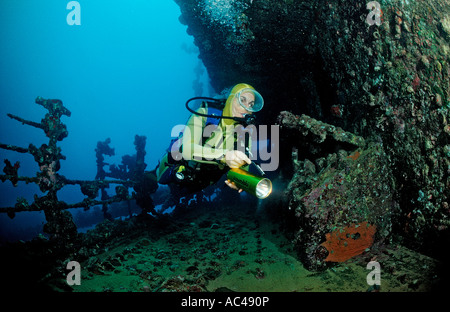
224, 84, 264, 122
232, 88, 264, 117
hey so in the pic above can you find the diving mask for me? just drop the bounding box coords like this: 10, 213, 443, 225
237, 88, 264, 112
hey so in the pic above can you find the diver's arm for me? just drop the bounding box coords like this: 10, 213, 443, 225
181, 108, 252, 168
181, 109, 224, 164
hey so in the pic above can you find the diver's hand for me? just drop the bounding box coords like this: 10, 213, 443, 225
224, 150, 251, 168
225, 179, 243, 193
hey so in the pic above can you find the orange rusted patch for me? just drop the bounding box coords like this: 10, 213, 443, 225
321, 221, 376, 262
347, 150, 361, 161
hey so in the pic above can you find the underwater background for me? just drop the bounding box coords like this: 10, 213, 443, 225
0, 0, 449, 294
0, 0, 211, 241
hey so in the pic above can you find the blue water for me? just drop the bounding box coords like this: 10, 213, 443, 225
0, 0, 212, 242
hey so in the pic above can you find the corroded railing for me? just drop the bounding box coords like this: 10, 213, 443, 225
0, 97, 156, 244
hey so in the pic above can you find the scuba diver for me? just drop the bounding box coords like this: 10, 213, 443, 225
156, 83, 268, 211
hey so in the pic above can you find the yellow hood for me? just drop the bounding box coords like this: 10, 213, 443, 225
221, 83, 255, 127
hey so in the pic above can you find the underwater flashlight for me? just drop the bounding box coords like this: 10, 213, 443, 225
227, 168, 272, 199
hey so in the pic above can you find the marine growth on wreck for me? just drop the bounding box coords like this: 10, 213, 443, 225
0, 97, 159, 246
175, 0, 449, 263
0, 0, 449, 294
